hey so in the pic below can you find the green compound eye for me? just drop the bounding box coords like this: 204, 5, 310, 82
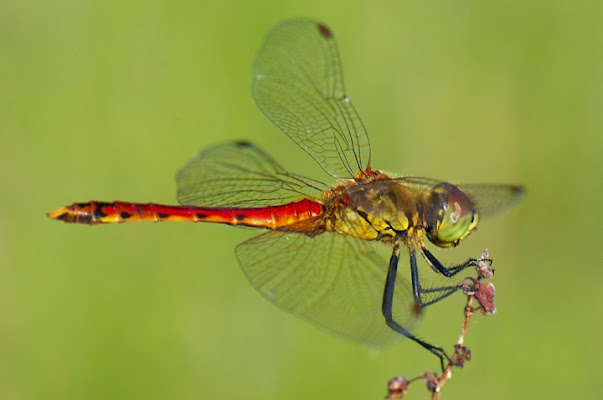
425, 183, 478, 247
437, 198, 473, 243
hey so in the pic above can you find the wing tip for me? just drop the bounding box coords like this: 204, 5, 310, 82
316, 22, 333, 38
510, 184, 526, 202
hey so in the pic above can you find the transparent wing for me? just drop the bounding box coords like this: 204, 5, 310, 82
394, 177, 525, 217
236, 230, 418, 346
177, 141, 328, 207
252, 18, 371, 179
456, 183, 525, 217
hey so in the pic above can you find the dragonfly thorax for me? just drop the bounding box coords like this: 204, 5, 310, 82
330, 179, 480, 248
338, 180, 421, 241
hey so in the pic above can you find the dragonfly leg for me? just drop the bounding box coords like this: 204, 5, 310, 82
417, 285, 464, 307
410, 248, 465, 307
420, 246, 492, 277
382, 245, 450, 370
413, 245, 493, 307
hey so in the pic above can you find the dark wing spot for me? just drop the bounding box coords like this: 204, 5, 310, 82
120, 212, 133, 219
317, 23, 332, 38
196, 213, 207, 219
411, 301, 423, 317
235, 214, 246, 221
157, 213, 170, 219
512, 186, 526, 196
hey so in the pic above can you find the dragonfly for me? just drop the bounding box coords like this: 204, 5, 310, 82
48, 18, 524, 368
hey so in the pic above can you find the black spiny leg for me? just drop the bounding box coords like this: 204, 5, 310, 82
411, 246, 463, 307
382, 243, 450, 370
421, 246, 491, 277
411, 245, 493, 307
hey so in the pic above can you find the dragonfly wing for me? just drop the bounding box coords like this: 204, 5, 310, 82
394, 177, 525, 218
456, 183, 525, 217
252, 18, 371, 179
236, 231, 418, 346
177, 141, 328, 207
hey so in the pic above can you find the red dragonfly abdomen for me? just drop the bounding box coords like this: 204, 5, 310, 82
48, 199, 324, 229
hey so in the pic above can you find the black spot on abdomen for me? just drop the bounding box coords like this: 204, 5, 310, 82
93, 205, 108, 220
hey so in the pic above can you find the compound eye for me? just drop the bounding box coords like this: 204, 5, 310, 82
437, 185, 474, 243
425, 183, 476, 246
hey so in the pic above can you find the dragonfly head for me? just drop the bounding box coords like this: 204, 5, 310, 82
424, 183, 479, 248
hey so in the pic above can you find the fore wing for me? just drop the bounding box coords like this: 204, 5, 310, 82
252, 18, 371, 179
456, 183, 525, 217
395, 177, 525, 218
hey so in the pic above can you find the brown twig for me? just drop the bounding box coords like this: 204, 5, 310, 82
386, 249, 496, 400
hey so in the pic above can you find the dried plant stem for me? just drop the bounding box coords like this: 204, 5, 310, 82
386, 249, 495, 400
429, 297, 476, 400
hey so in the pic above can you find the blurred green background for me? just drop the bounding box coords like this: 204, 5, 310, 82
2, 0, 601, 399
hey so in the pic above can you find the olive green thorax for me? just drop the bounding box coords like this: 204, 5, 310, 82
329, 180, 420, 241
328, 179, 479, 248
